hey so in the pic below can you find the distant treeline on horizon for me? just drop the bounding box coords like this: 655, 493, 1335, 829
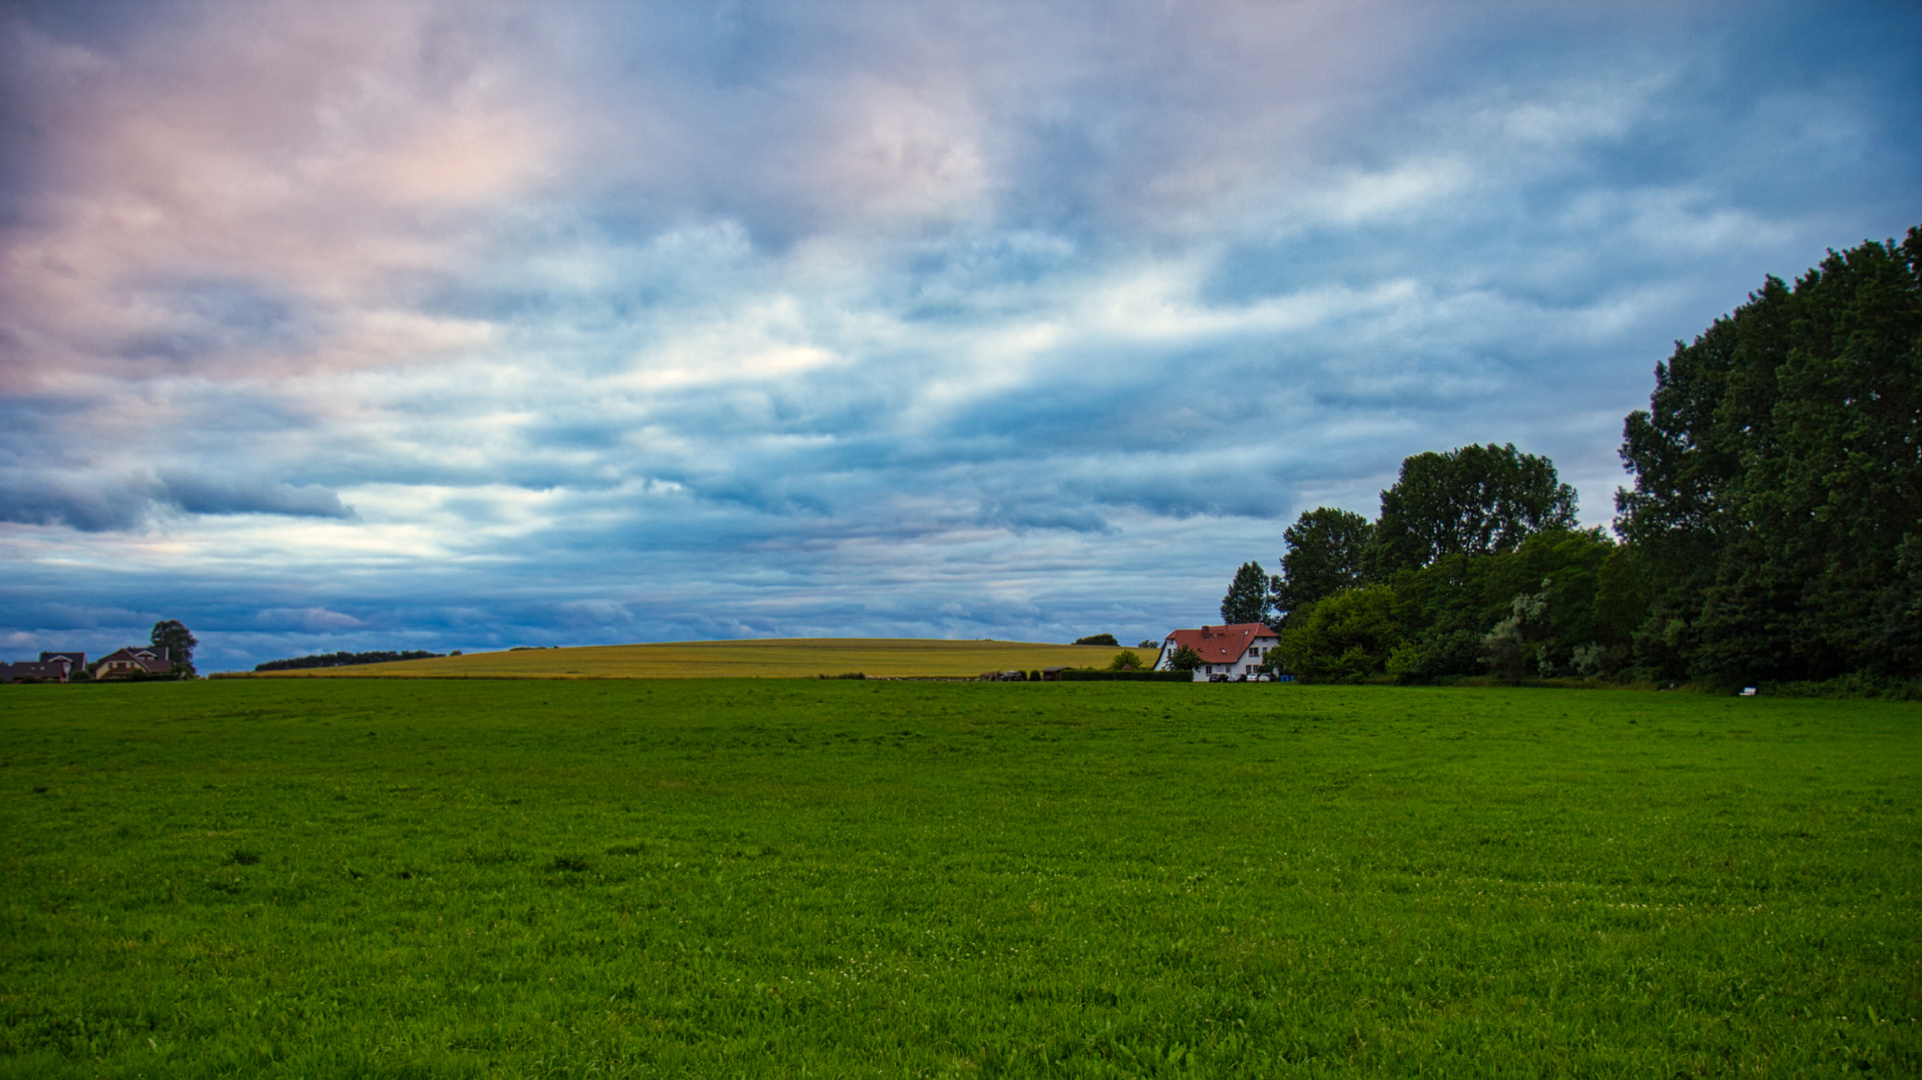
255, 650, 445, 672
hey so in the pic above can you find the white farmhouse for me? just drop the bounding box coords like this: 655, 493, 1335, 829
1154, 622, 1279, 681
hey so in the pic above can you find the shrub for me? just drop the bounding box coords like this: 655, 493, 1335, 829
1278, 585, 1402, 682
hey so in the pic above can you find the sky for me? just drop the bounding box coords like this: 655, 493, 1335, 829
2, 0, 1918, 671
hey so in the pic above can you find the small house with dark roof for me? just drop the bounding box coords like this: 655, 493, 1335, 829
1155, 622, 1279, 681
94, 646, 172, 680
1, 659, 71, 683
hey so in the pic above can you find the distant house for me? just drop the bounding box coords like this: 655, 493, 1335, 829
1, 657, 74, 683
93, 646, 172, 680
1154, 622, 1279, 681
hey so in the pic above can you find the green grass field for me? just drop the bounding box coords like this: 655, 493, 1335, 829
2, 680, 1916, 1077
237, 638, 1138, 679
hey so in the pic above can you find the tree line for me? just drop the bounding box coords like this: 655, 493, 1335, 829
255, 650, 446, 672
1223, 226, 1920, 691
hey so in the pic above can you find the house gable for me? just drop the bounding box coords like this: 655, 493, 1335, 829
94, 646, 172, 679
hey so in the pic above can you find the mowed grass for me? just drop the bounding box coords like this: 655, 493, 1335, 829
238, 638, 1136, 680
1, 681, 1916, 1078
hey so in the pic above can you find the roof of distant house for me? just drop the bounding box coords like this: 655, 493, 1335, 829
1163, 622, 1276, 664
97, 646, 172, 674
1, 660, 70, 681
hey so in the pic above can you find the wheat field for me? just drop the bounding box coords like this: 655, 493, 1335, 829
237, 637, 1148, 679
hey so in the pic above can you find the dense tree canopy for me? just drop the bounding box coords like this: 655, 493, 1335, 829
1271, 526, 1618, 684
1616, 227, 1921, 683
1276, 584, 1399, 682
1231, 450, 1597, 684
1272, 508, 1373, 626
1229, 225, 1920, 691
1374, 444, 1577, 574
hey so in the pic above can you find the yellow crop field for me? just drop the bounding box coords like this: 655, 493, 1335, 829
242, 638, 1153, 679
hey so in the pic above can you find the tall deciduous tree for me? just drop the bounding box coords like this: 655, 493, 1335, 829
150, 620, 198, 677
1273, 507, 1374, 625
1220, 561, 1272, 625
1617, 227, 1922, 681
1374, 444, 1576, 574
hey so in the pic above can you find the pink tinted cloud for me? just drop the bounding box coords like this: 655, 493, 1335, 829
1, 0, 1429, 392
0, 0, 565, 389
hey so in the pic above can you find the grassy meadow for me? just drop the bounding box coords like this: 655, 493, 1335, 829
1, 679, 1917, 1077
237, 638, 1138, 679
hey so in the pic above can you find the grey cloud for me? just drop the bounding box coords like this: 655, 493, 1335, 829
252, 607, 366, 632
0, 600, 146, 632
158, 474, 355, 519
974, 499, 1114, 536
0, 468, 353, 531
0, 472, 159, 531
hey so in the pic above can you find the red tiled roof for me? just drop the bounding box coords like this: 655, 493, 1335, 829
1162, 622, 1276, 664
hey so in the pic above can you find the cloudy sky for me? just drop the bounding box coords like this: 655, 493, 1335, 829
2, 0, 1917, 670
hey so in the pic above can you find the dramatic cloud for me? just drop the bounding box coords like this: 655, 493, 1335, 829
2, 0, 1918, 668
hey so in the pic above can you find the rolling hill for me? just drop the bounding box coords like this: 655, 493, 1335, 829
239, 638, 1151, 679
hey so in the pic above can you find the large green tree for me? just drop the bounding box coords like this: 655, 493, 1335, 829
150, 619, 198, 678
1272, 507, 1373, 626
1616, 227, 1922, 682
1374, 444, 1577, 574
1219, 561, 1272, 625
